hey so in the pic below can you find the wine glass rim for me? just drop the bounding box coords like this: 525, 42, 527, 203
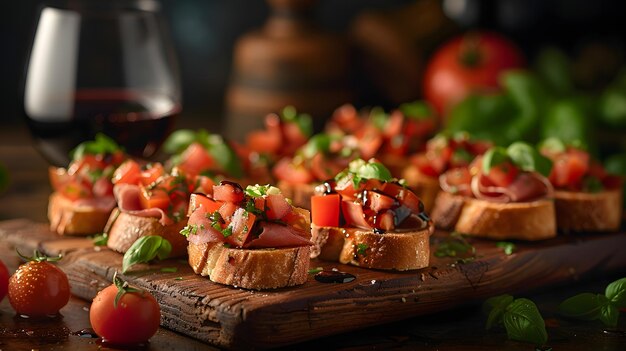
44, 0, 161, 13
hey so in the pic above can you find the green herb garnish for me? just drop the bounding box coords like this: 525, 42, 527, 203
434, 232, 475, 262
308, 267, 323, 274
281, 105, 313, 137
161, 267, 178, 273
496, 241, 516, 255
483, 294, 548, 345
71, 133, 122, 161
122, 236, 172, 273
558, 277, 626, 327
482, 143, 553, 177
92, 233, 109, 246
399, 100, 433, 120
582, 176, 604, 193
357, 243, 368, 256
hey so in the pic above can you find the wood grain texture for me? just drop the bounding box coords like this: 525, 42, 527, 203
1, 218, 625, 350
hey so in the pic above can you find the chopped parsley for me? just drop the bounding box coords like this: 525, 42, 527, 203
180, 224, 201, 237
357, 243, 368, 256
496, 241, 516, 255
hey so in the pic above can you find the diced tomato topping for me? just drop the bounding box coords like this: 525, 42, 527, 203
282, 122, 308, 155
68, 154, 104, 176
188, 193, 222, 216
272, 158, 314, 184
60, 180, 92, 201
550, 152, 589, 189
112, 160, 141, 185
381, 182, 422, 213
364, 190, 397, 212
141, 163, 165, 186
227, 208, 256, 247
375, 210, 395, 231
486, 161, 519, 188
193, 175, 215, 194
446, 168, 472, 187
139, 187, 169, 211
356, 126, 384, 160
92, 177, 114, 198
311, 194, 340, 227
246, 130, 281, 155
383, 111, 404, 138
178, 142, 214, 177
412, 154, 439, 178
310, 153, 344, 181
341, 200, 371, 229
49, 167, 70, 192
265, 194, 292, 220
218, 201, 239, 221
213, 182, 244, 204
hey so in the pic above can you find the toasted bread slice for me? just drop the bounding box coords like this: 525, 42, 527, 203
277, 180, 315, 210
402, 167, 440, 212
188, 242, 310, 289
106, 209, 188, 257
311, 225, 433, 271
454, 198, 556, 240
48, 192, 112, 236
430, 191, 465, 231
554, 189, 622, 232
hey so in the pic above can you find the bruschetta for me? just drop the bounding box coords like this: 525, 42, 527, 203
183, 183, 312, 290
105, 160, 214, 257
431, 142, 557, 240
310, 159, 434, 271
402, 133, 492, 211
540, 138, 623, 232
48, 134, 127, 235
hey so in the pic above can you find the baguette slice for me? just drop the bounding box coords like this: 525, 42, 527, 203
455, 198, 556, 240
430, 191, 465, 231
311, 224, 433, 271
188, 242, 310, 289
401, 167, 440, 212
48, 192, 113, 236
106, 209, 188, 257
277, 180, 315, 210
554, 189, 623, 232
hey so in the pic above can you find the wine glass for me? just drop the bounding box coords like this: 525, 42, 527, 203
22, 0, 181, 166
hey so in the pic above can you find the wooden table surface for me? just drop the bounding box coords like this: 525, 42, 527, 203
0, 121, 625, 350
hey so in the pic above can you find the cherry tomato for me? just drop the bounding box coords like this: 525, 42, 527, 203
486, 161, 519, 188
0, 259, 8, 302
311, 195, 340, 227
423, 31, 525, 117
8, 253, 70, 317
90, 274, 160, 345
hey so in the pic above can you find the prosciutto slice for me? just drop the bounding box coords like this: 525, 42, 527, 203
113, 183, 173, 226
245, 222, 312, 249
471, 172, 553, 203
74, 196, 116, 211
186, 206, 225, 245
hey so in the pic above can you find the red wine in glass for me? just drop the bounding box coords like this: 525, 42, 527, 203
25, 89, 180, 166
22, 3, 181, 167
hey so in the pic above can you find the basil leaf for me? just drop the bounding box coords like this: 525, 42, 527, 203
71, 133, 122, 161
399, 100, 433, 120
507, 142, 553, 177
163, 129, 197, 154
503, 298, 548, 345
558, 292, 603, 320
482, 147, 509, 174
605, 277, 626, 308
122, 236, 172, 273
369, 107, 388, 130
206, 135, 244, 179
281, 106, 313, 137
302, 134, 333, 159
599, 295, 619, 327
357, 161, 392, 182
483, 294, 514, 330
538, 137, 566, 154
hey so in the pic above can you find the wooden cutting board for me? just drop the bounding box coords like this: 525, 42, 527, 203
1, 218, 625, 350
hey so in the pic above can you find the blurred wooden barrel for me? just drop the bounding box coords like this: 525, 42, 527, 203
225, 0, 353, 140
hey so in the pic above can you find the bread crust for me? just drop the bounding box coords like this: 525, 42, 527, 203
554, 189, 623, 232
48, 192, 112, 236
277, 180, 315, 210
187, 242, 310, 289
106, 209, 188, 257
311, 224, 433, 271
455, 198, 556, 241
401, 167, 440, 212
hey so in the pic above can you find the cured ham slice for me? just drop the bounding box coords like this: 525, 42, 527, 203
113, 183, 173, 226
471, 172, 553, 203
245, 222, 312, 248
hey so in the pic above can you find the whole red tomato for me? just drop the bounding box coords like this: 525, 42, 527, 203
0, 259, 9, 302
423, 31, 525, 118
90, 273, 161, 345
8, 252, 70, 316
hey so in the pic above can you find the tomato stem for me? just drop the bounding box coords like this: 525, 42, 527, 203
16, 249, 63, 263
112, 271, 145, 308
459, 34, 482, 68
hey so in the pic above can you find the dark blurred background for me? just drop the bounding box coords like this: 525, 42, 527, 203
2, 0, 625, 132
